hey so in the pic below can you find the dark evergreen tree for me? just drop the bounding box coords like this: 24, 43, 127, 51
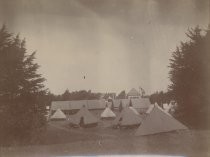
150, 91, 171, 107
169, 26, 210, 128
65, 90, 101, 100
0, 25, 46, 145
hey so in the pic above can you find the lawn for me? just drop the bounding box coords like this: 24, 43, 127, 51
0, 110, 209, 157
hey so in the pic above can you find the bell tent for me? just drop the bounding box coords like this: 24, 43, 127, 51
70, 105, 98, 127
135, 103, 188, 136
50, 108, 66, 120
113, 107, 142, 128
101, 106, 116, 119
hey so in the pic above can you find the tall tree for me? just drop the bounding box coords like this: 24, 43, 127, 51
0, 25, 46, 145
62, 90, 101, 100
169, 26, 210, 128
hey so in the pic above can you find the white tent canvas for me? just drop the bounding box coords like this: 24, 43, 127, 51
127, 88, 140, 96
70, 106, 98, 127
101, 107, 116, 119
146, 104, 172, 116
113, 107, 142, 128
51, 109, 66, 120
135, 104, 188, 136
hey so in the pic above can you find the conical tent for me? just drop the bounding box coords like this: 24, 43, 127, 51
113, 107, 142, 128
70, 105, 98, 127
51, 109, 66, 120
127, 88, 140, 96
135, 104, 188, 136
101, 107, 116, 119
108, 96, 112, 100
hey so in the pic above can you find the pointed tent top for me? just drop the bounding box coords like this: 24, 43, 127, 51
113, 107, 142, 127
108, 96, 112, 100
51, 108, 66, 120
101, 107, 116, 118
152, 103, 172, 116
70, 105, 98, 126
127, 88, 140, 96
147, 103, 171, 116
135, 104, 188, 136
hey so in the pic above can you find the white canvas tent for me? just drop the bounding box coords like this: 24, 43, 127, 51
108, 96, 113, 100
101, 107, 116, 119
70, 105, 98, 127
127, 88, 140, 96
135, 104, 188, 136
113, 107, 142, 128
50, 108, 66, 120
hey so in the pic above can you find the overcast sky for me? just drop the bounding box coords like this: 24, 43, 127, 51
0, 0, 209, 95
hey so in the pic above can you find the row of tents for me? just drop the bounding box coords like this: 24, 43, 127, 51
50, 103, 188, 136
50, 98, 151, 113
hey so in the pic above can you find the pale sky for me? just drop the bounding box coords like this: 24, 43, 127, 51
0, 0, 209, 95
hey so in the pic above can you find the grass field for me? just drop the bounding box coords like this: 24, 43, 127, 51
1, 110, 210, 157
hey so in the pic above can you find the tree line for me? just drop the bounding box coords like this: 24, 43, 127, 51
44, 89, 140, 107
